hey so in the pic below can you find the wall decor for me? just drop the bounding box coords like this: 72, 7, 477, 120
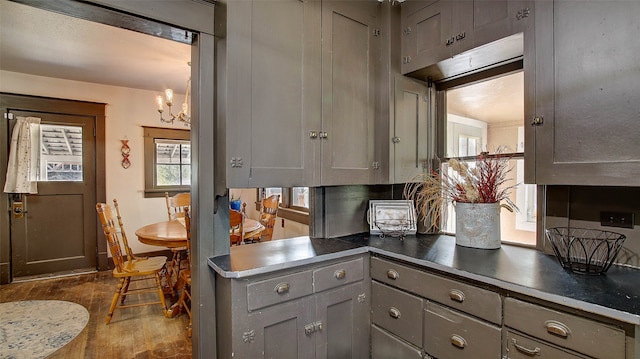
121, 139, 131, 169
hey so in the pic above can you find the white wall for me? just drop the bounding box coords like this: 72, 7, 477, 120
1, 70, 189, 254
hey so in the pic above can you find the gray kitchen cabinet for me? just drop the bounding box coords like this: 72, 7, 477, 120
390, 75, 432, 184
400, 0, 532, 76
320, 0, 381, 186
526, 0, 640, 186
504, 297, 626, 359
225, 0, 382, 187
370, 256, 503, 358
215, 256, 370, 358
225, 0, 321, 188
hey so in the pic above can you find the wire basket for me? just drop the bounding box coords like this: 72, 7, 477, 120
374, 220, 415, 241
545, 227, 626, 275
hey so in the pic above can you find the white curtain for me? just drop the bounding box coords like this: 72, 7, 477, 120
3, 116, 41, 194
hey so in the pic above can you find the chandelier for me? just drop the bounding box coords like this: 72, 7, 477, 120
156, 64, 191, 126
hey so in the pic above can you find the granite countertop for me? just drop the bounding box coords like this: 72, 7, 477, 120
208, 234, 640, 325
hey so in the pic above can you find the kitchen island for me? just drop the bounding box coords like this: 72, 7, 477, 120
209, 234, 640, 358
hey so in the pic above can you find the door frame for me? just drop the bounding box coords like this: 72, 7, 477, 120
3, 1, 220, 357
0, 93, 107, 282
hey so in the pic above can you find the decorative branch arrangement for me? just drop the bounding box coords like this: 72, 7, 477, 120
404, 148, 518, 233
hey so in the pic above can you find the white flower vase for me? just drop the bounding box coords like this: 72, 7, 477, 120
455, 202, 501, 249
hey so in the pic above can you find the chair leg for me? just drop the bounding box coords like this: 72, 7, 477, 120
179, 282, 192, 338
154, 272, 170, 317
107, 278, 125, 324
120, 277, 131, 304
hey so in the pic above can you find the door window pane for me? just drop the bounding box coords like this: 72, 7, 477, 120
292, 187, 309, 209
40, 124, 83, 181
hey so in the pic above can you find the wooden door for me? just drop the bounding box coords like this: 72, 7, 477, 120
0, 93, 107, 283
321, 0, 379, 186
6, 110, 97, 278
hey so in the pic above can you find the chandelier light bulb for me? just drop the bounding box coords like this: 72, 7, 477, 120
165, 89, 174, 106
156, 95, 164, 112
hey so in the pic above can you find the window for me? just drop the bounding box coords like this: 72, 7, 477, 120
144, 126, 190, 198
440, 68, 536, 246
40, 124, 83, 181
258, 187, 309, 224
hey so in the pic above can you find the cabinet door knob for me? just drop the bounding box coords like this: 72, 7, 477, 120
448, 289, 465, 303
392, 136, 400, 144
386, 269, 399, 280
512, 338, 541, 356
450, 334, 467, 349
388, 307, 401, 319
274, 282, 290, 294
334, 269, 346, 279
545, 320, 571, 338
309, 131, 318, 139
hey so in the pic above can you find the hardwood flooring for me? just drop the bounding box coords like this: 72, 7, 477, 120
0, 271, 192, 359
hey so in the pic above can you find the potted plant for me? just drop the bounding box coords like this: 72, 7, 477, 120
404, 151, 517, 249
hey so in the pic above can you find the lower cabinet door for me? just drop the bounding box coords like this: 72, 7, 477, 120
371, 325, 423, 359
239, 298, 315, 359
315, 282, 369, 359
423, 301, 501, 359
506, 330, 588, 359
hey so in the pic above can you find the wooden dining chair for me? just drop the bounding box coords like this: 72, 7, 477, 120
164, 192, 190, 281
252, 194, 280, 242
176, 207, 192, 337
96, 199, 171, 324
229, 208, 244, 246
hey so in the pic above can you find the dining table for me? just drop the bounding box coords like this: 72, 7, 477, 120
135, 218, 188, 248
135, 217, 266, 249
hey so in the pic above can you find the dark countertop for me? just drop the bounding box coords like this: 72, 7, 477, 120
208, 234, 640, 325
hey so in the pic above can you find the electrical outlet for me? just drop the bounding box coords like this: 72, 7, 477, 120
600, 211, 634, 229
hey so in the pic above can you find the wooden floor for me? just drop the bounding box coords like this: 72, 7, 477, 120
0, 271, 192, 359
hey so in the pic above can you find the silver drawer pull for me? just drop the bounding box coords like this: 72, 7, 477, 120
512, 338, 541, 356
450, 334, 467, 349
545, 320, 571, 338
449, 289, 465, 303
334, 269, 346, 279
386, 269, 399, 280
388, 307, 401, 319
274, 282, 290, 294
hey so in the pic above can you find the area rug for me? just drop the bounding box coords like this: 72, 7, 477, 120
0, 300, 89, 359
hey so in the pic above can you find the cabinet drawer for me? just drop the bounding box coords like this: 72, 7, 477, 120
371, 325, 422, 359
372, 281, 423, 348
423, 301, 502, 359
247, 270, 313, 311
371, 256, 501, 324
506, 330, 587, 359
504, 297, 625, 359
313, 257, 364, 293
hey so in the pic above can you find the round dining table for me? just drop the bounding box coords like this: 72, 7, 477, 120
135, 218, 188, 248
135, 217, 265, 247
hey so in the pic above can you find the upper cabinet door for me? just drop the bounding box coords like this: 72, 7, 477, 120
320, 1, 380, 186
392, 76, 431, 184
529, 0, 640, 186
401, 0, 453, 74
226, 0, 321, 188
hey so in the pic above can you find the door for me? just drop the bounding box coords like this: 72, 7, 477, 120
7, 110, 97, 278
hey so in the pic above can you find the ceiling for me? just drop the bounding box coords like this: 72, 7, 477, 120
447, 71, 524, 125
0, 1, 191, 94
